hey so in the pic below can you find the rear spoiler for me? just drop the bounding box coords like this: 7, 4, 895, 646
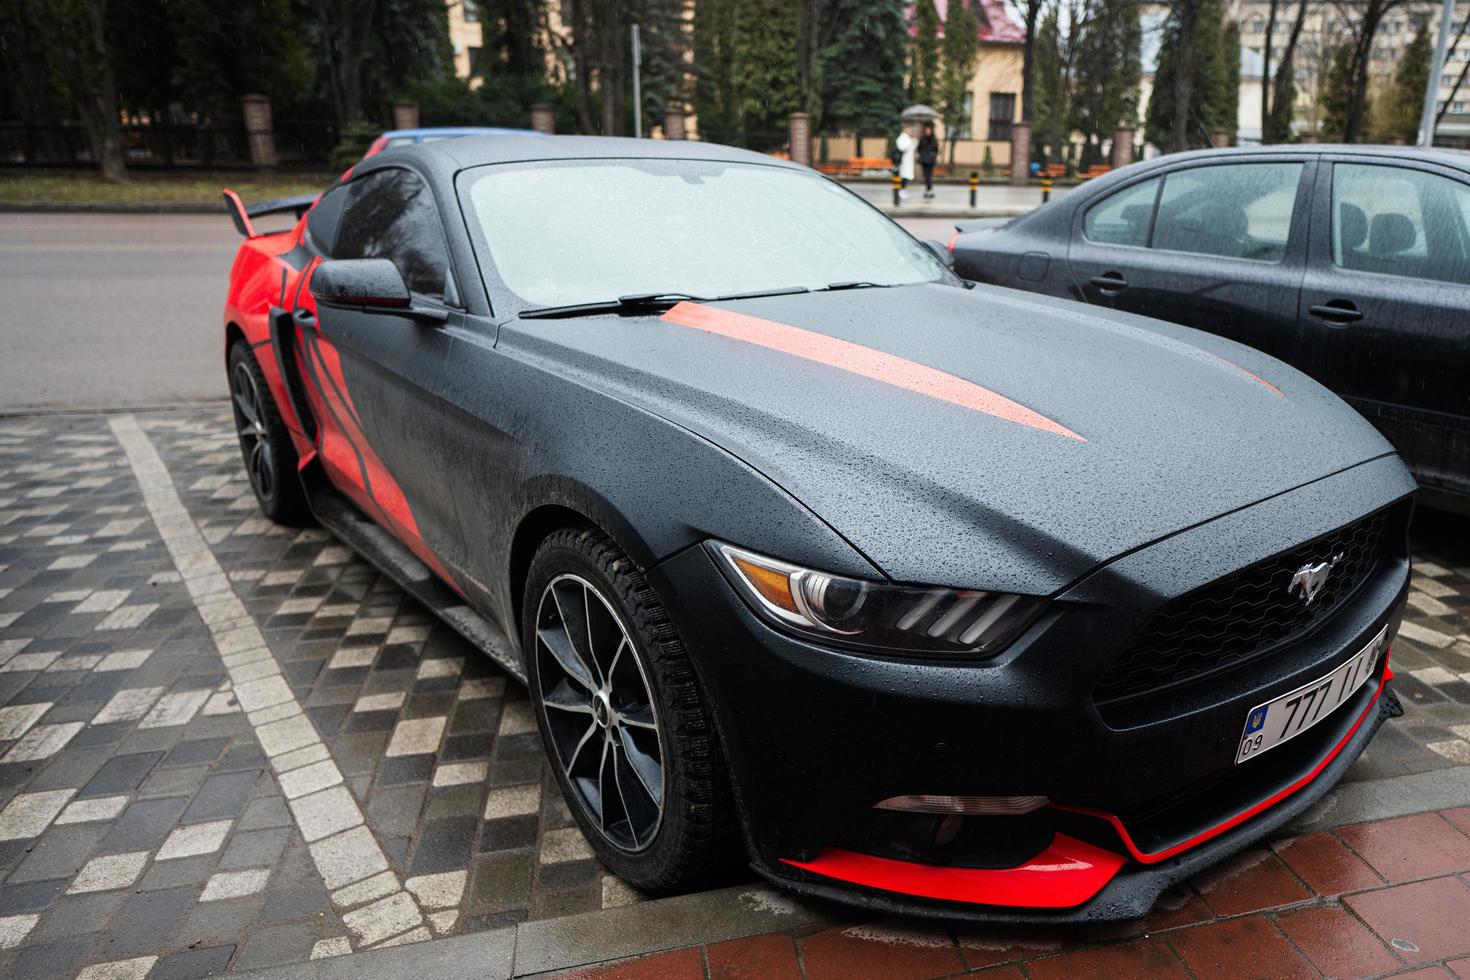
222, 189, 319, 238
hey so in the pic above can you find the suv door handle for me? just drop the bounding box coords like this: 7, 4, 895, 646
1090, 272, 1128, 294
1308, 301, 1363, 324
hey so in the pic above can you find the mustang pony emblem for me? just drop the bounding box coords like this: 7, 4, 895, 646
1288, 554, 1343, 606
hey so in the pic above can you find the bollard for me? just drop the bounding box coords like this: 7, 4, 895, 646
892, 172, 903, 207
1042, 178, 1053, 203
968, 172, 979, 209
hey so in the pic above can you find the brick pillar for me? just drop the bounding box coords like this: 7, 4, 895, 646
1111, 126, 1135, 169
1209, 128, 1231, 148
530, 103, 554, 135
1009, 121, 1031, 185
241, 94, 276, 168
663, 107, 686, 140
788, 112, 812, 167
392, 101, 420, 131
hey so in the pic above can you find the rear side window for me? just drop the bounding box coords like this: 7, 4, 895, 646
1332, 163, 1470, 286
333, 168, 449, 298
1151, 163, 1303, 262
1083, 178, 1159, 247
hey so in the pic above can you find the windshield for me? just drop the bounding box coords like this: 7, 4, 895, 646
461, 159, 948, 308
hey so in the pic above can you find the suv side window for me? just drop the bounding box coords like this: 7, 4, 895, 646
1332, 163, 1470, 286
1082, 177, 1159, 247
1151, 162, 1303, 262
333, 168, 450, 298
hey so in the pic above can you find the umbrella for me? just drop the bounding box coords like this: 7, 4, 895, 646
900, 104, 940, 121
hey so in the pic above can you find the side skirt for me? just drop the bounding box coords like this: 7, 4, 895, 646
300, 465, 527, 684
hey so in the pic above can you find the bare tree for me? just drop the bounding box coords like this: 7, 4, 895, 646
317, 0, 379, 126
1437, 4, 1470, 126
1171, 0, 1201, 151
1335, 0, 1406, 142
23, 0, 127, 180
1262, 0, 1314, 141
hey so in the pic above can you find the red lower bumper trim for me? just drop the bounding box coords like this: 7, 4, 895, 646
1058, 658, 1393, 865
780, 833, 1125, 909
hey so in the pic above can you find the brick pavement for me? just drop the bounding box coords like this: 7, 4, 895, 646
560, 808, 1470, 979
0, 405, 1468, 978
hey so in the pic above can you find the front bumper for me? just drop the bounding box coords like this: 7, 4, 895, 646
648, 456, 1414, 921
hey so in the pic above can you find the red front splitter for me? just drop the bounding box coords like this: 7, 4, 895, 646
781, 833, 1125, 909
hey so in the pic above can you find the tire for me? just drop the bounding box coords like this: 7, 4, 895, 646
523, 526, 743, 894
228, 340, 311, 526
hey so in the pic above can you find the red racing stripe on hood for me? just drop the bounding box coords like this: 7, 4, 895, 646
661, 301, 1085, 442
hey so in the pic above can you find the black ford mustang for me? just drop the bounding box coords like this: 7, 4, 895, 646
222, 135, 1413, 922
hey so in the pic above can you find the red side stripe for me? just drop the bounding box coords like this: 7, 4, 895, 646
661, 302, 1085, 442
1202, 350, 1284, 396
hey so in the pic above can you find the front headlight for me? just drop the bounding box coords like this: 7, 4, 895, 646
714, 543, 1044, 657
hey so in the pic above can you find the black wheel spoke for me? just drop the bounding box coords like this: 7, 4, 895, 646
535, 572, 664, 853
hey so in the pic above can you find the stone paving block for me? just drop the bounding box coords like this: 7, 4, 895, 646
0, 789, 75, 841
138, 854, 213, 892
160, 737, 228, 768
290, 785, 363, 843
234, 920, 322, 971
150, 944, 235, 980
181, 769, 259, 822
75, 955, 158, 980
309, 825, 389, 890
8, 823, 108, 884
343, 890, 422, 946
98, 796, 188, 852
5, 937, 91, 979
103, 887, 194, 955
200, 868, 272, 903
155, 818, 232, 860
79, 752, 162, 798
68, 851, 149, 893
218, 827, 290, 870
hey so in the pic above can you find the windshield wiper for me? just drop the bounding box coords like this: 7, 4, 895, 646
822, 280, 890, 292
520, 292, 707, 319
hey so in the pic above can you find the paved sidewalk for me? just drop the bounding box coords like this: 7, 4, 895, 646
562, 807, 1470, 979
0, 405, 1468, 979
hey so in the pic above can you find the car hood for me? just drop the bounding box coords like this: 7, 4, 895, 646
501, 282, 1396, 595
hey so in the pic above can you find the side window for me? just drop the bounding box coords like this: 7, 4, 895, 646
305, 182, 348, 254
334, 169, 450, 299
1333, 163, 1470, 286
1082, 177, 1159, 247
1151, 162, 1303, 262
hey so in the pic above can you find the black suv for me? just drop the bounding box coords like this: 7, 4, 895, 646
951, 146, 1470, 507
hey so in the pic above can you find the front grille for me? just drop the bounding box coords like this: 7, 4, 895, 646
1094, 510, 1390, 708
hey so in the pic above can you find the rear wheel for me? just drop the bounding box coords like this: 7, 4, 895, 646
523, 526, 742, 894
228, 341, 310, 525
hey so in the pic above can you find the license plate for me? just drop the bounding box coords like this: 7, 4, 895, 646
1236, 625, 1387, 765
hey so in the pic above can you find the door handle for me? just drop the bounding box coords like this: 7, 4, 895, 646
1308, 302, 1363, 324
1090, 272, 1128, 294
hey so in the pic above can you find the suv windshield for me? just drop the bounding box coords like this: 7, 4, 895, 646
461, 158, 948, 309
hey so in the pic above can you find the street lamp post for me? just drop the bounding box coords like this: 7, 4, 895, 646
1420, 0, 1456, 147
632, 24, 643, 139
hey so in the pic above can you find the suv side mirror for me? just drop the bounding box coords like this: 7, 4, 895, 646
923, 239, 955, 269
309, 259, 448, 322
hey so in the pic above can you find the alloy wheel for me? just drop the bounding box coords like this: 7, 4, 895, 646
231, 360, 274, 502
535, 573, 665, 852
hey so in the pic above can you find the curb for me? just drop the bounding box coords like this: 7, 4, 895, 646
232, 883, 833, 979
0, 201, 227, 214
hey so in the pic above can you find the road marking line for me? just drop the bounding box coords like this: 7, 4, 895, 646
108, 413, 426, 950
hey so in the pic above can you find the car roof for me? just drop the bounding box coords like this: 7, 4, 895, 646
380, 127, 540, 141
1138, 143, 1470, 169
369, 134, 801, 177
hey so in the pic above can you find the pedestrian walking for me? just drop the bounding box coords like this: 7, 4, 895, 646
917, 124, 939, 199
893, 125, 916, 200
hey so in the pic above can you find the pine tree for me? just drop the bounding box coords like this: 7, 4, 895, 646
692, 0, 740, 140
1031, 8, 1069, 165
1320, 40, 1359, 141
910, 0, 941, 105
823, 0, 908, 146
939, 0, 980, 159
1070, 0, 1141, 164
1145, 0, 1235, 149
1377, 18, 1430, 141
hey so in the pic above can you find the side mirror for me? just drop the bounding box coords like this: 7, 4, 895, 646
309, 258, 448, 323
923, 238, 956, 270
310, 258, 410, 310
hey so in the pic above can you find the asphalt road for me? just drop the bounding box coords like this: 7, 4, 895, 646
0, 212, 956, 414
0, 213, 239, 412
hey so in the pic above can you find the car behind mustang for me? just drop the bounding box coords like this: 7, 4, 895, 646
221, 135, 1413, 922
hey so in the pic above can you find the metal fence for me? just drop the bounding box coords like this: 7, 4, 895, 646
0, 119, 340, 169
